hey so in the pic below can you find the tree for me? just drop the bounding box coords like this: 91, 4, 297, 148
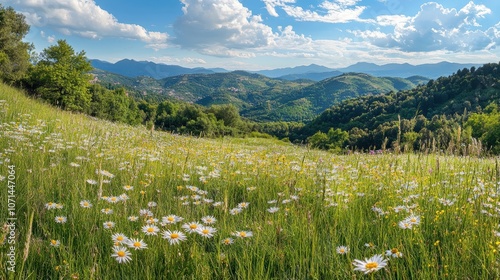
29, 40, 92, 111
0, 5, 33, 83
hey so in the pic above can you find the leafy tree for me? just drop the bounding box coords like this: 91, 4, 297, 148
0, 5, 32, 83
28, 40, 92, 111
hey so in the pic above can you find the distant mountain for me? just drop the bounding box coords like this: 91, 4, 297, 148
337, 62, 481, 79
278, 71, 343, 81
90, 59, 227, 79
243, 73, 428, 122
255, 64, 335, 78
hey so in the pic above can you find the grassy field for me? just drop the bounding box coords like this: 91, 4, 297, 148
1, 83, 500, 279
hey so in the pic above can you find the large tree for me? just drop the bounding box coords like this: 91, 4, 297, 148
29, 40, 93, 111
0, 5, 32, 83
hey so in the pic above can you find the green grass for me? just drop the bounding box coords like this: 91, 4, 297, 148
1, 83, 500, 279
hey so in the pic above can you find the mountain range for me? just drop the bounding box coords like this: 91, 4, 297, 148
90, 59, 481, 81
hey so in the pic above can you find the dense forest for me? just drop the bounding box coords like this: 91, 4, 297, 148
2, 4, 500, 154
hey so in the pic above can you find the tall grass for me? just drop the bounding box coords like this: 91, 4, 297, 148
1, 83, 500, 279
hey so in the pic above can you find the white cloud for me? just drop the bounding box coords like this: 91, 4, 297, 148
173, 0, 274, 56
151, 56, 207, 65
263, 0, 369, 23
5, 0, 168, 45
363, 1, 494, 52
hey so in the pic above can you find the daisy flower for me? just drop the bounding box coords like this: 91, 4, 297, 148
405, 214, 421, 226
336, 246, 349, 255
142, 225, 160, 236
50, 239, 60, 247
79, 200, 92, 208
233, 231, 253, 238
221, 237, 234, 245
386, 248, 403, 258
267, 207, 279, 213
139, 209, 153, 217
197, 226, 217, 238
55, 216, 67, 223
126, 238, 148, 250
107, 196, 121, 203
128, 216, 139, 222
111, 246, 132, 264
123, 185, 134, 191
103, 221, 115, 229
145, 217, 159, 224
111, 233, 129, 245
398, 220, 413, 230
237, 202, 249, 209
201, 216, 217, 225
162, 230, 187, 245
86, 179, 98, 185
352, 254, 388, 274
45, 202, 57, 210
101, 208, 114, 215
229, 208, 242, 215
182, 222, 202, 233
162, 215, 183, 224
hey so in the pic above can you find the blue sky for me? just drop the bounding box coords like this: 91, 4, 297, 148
4, 0, 500, 70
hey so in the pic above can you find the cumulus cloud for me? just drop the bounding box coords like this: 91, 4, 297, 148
172, 0, 274, 56
263, 0, 369, 23
364, 1, 494, 52
5, 0, 168, 45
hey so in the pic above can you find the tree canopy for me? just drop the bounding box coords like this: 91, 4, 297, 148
0, 4, 32, 84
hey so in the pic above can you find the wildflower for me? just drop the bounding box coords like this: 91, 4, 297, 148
352, 254, 388, 274
213, 201, 223, 207
97, 169, 115, 178
128, 216, 139, 222
364, 242, 376, 249
145, 217, 159, 224
123, 185, 134, 191
197, 226, 217, 238
162, 230, 187, 245
398, 220, 413, 229
126, 238, 148, 250
201, 216, 217, 225
112, 233, 129, 245
139, 209, 153, 217
233, 231, 253, 238
111, 246, 132, 263
229, 208, 242, 215
107, 196, 121, 203
80, 200, 92, 208
386, 248, 403, 258
69, 162, 80, 167
405, 214, 421, 226
55, 216, 67, 223
162, 215, 183, 224
267, 207, 279, 213
141, 225, 160, 236
55, 203, 64, 209
182, 222, 202, 233
86, 179, 98, 185
221, 238, 234, 245
336, 246, 349, 255
147, 201, 157, 208
45, 202, 57, 210
50, 239, 60, 247
103, 221, 115, 229
101, 208, 114, 215
237, 202, 249, 209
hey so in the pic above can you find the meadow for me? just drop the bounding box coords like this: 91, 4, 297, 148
1, 82, 500, 279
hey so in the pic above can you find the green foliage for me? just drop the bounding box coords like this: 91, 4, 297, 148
0, 5, 32, 84
299, 62, 500, 153
28, 40, 93, 111
308, 128, 348, 151
465, 102, 500, 153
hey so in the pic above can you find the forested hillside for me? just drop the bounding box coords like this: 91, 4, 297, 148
297, 63, 500, 153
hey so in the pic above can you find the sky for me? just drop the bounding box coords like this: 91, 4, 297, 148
4, 0, 500, 70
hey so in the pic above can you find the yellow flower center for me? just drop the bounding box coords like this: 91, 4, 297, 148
117, 236, 124, 241
171, 233, 179, 239
190, 224, 197, 229
339, 249, 345, 253
391, 248, 399, 254
58, 217, 64, 221
410, 218, 417, 223
239, 232, 246, 237
202, 229, 209, 234
224, 239, 231, 244
167, 217, 174, 221
83, 202, 89, 206
117, 251, 126, 257
365, 262, 378, 269
51, 240, 57, 245
133, 242, 141, 247
147, 227, 154, 232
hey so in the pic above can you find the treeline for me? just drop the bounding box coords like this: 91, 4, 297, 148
297, 62, 500, 153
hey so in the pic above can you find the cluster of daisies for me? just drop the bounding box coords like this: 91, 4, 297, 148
109, 214, 253, 263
